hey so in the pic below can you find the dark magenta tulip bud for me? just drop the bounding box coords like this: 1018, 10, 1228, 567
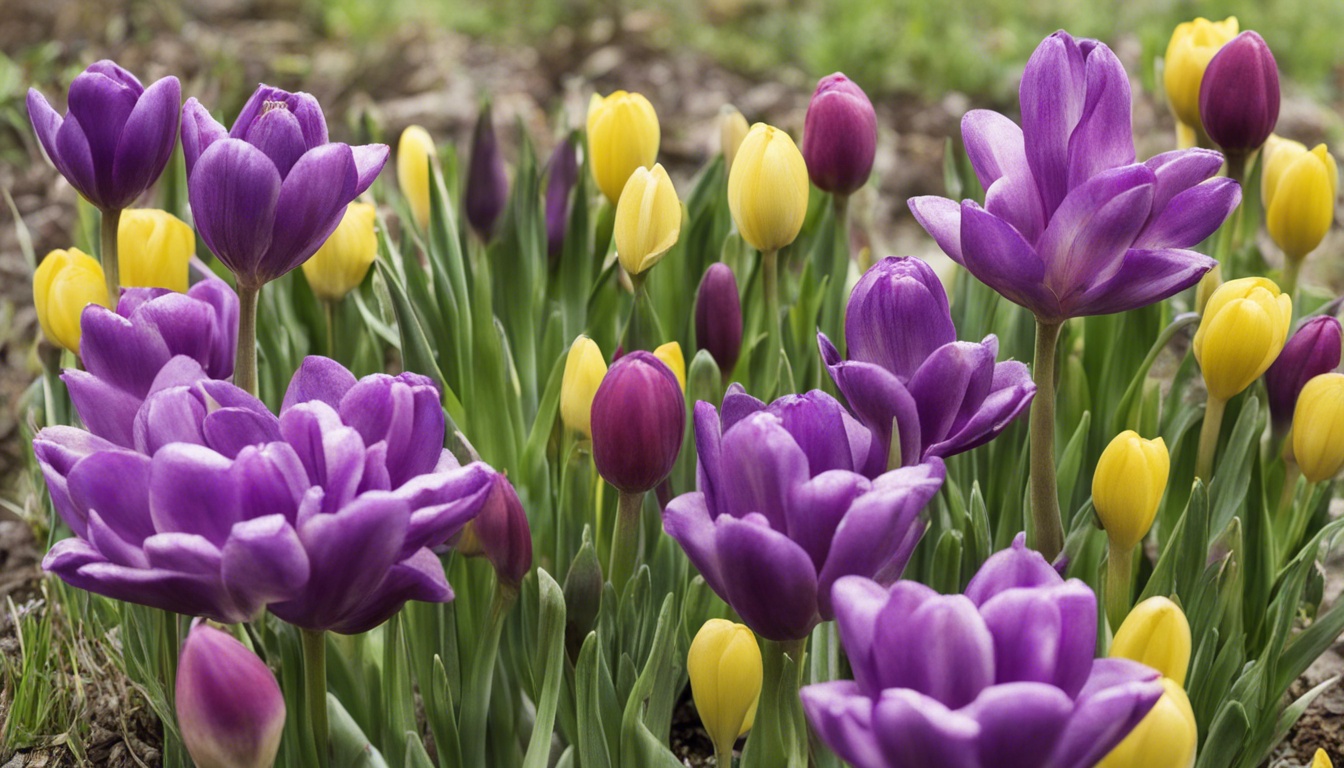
1199, 31, 1280, 154
545, 134, 580, 259
176, 621, 285, 768
694, 263, 743, 377
458, 473, 533, 588
1265, 315, 1342, 431
590, 351, 685, 494
465, 100, 508, 241
801, 73, 877, 196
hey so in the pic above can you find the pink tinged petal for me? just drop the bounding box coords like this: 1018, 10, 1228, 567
67, 449, 154, 548
873, 689, 981, 768
264, 143, 359, 279
327, 547, 453, 635
718, 412, 810, 530
246, 106, 308, 178
1133, 177, 1241, 250
27, 89, 69, 179
1145, 149, 1226, 211
181, 98, 227, 177
662, 492, 729, 598
1020, 31, 1087, 217
799, 681, 887, 768
964, 532, 1063, 605
964, 682, 1074, 768
1065, 43, 1135, 191
176, 624, 286, 768
877, 593, 994, 708
907, 196, 965, 263
221, 514, 311, 611
283, 355, 358, 413
821, 333, 923, 467
112, 76, 181, 205
1038, 164, 1155, 301
350, 143, 390, 193
189, 138, 281, 281
54, 111, 98, 203
786, 470, 870, 570
1070, 248, 1216, 318
66, 69, 140, 204
63, 369, 144, 448
714, 514, 821, 642
1048, 659, 1163, 768
962, 109, 1045, 242
149, 443, 243, 545
958, 202, 1056, 320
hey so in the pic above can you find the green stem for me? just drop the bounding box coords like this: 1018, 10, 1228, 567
1277, 459, 1301, 520
1195, 395, 1227, 484
100, 208, 122, 304
1029, 319, 1064, 561
461, 584, 515, 767
762, 248, 781, 400
301, 629, 330, 768
235, 283, 260, 397
324, 300, 337, 360
1282, 257, 1301, 304
608, 489, 644, 594
1105, 543, 1134, 632
742, 638, 808, 768
715, 744, 734, 768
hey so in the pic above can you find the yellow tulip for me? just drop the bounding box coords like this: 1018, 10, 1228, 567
727, 123, 809, 253
1293, 373, 1344, 483
302, 203, 379, 302
1163, 17, 1239, 133
561, 335, 607, 437
1110, 597, 1192, 686
653, 342, 686, 392
1193, 277, 1292, 401
613, 164, 681, 276
1264, 140, 1338, 262
1097, 677, 1197, 768
397, 125, 436, 229
720, 105, 750, 171
118, 209, 193, 292
688, 619, 762, 761
1313, 749, 1333, 768
587, 91, 660, 204
1094, 431, 1170, 551
33, 248, 109, 354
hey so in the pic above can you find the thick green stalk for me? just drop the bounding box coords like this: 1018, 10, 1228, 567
1104, 543, 1134, 632
100, 208, 122, 304
301, 629, 330, 768
1282, 257, 1301, 305
235, 283, 260, 396
1029, 319, 1064, 561
324, 300, 337, 360
1195, 395, 1227, 484
762, 248, 781, 400
608, 489, 644, 594
741, 637, 808, 768
461, 584, 514, 767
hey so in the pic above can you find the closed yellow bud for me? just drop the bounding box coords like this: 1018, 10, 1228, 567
587, 91, 660, 204
720, 105, 750, 171
1093, 431, 1169, 551
688, 619, 762, 758
397, 125, 436, 229
561, 335, 607, 437
614, 164, 681, 276
33, 248, 109, 354
1293, 373, 1344, 483
1313, 749, 1334, 768
302, 203, 379, 301
118, 209, 193, 292
1097, 677, 1197, 768
1110, 597, 1192, 686
1265, 141, 1338, 261
1193, 277, 1292, 401
727, 123, 809, 253
653, 342, 686, 392
1163, 17, 1239, 132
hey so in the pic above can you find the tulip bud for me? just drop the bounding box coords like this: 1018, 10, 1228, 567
457, 473, 532, 588
727, 123, 809, 253
1193, 277, 1292, 401
563, 528, 604, 661
694, 263, 743, 377
33, 248, 108, 354
465, 101, 509, 241
614, 163, 681, 276
1264, 141, 1337, 262
1265, 316, 1342, 432
118, 209, 193, 292
1162, 17, 1239, 134
587, 91, 660, 204
688, 619, 762, 760
590, 351, 685, 494
1096, 677, 1197, 768
720, 105, 749, 171
801, 73, 877, 196
1093, 431, 1170, 551
301, 202, 378, 302
1293, 373, 1344, 483
1314, 749, 1333, 768
1199, 31, 1280, 154
544, 135, 580, 259
653, 342, 686, 392
560, 335, 607, 437
1109, 596, 1192, 686
176, 622, 285, 768
397, 125, 437, 229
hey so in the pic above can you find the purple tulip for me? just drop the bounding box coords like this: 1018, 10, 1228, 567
819, 257, 1035, 467
181, 86, 388, 288
465, 100, 509, 241
663, 386, 945, 641
591, 351, 685, 494
801, 73, 878, 196
1200, 32, 1280, 154
1265, 315, 1342, 431
28, 61, 181, 211
177, 621, 285, 768
457, 473, 533, 588
545, 135, 580, 259
38, 356, 497, 634
62, 279, 238, 449
801, 534, 1163, 768
908, 31, 1239, 323
694, 263, 744, 377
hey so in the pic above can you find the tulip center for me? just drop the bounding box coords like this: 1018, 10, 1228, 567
262, 99, 290, 115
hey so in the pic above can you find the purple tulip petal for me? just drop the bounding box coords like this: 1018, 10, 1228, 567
221, 514, 310, 610
280, 403, 368, 512
800, 681, 887, 768
719, 384, 767, 431
245, 105, 308, 178
112, 76, 181, 206
339, 374, 445, 488
844, 257, 956, 381
831, 577, 933, 696
351, 144, 390, 194
190, 138, 281, 282
149, 443, 243, 545
328, 547, 452, 635
1145, 149, 1226, 211
821, 337, 923, 468
27, 89, 70, 180
786, 470, 870, 570
63, 369, 144, 448
965, 532, 1062, 605
232, 88, 328, 148
873, 689, 980, 768
768, 392, 870, 475
54, 112, 97, 203
959, 202, 1055, 318
907, 196, 965, 263
878, 593, 994, 708
264, 143, 359, 278
181, 98, 228, 177
1071, 248, 1216, 317
662, 492, 729, 598
234, 443, 310, 525
962, 109, 1045, 243
79, 303, 173, 396
1064, 43, 1134, 191
978, 581, 1095, 698
924, 354, 1035, 458
45, 542, 246, 622
67, 68, 140, 203
718, 412, 809, 530
1020, 31, 1086, 217
204, 409, 283, 458
692, 401, 726, 512
33, 426, 121, 537
395, 463, 495, 554
186, 279, 240, 378
1134, 177, 1241, 249
1038, 164, 1155, 302
283, 355, 358, 413
906, 341, 996, 450
965, 682, 1074, 768
142, 532, 221, 576
1047, 659, 1162, 768
134, 386, 208, 455
715, 514, 820, 641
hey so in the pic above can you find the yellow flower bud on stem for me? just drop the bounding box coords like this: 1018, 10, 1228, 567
689, 620, 763, 766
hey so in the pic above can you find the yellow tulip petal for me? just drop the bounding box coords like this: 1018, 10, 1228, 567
1110, 597, 1192, 686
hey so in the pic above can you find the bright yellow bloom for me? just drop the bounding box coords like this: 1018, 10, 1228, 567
1263, 138, 1338, 261
302, 203, 379, 302
1094, 431, 1169, 551
728, 123, 809, 253
653, 342, 686, 391
561, 335, 607, 437
1163, 17, 1239, 133
720, 105, 750, 171
397, 125, 436, 229
1313, 749, 1334, 768
1293, 373, 1344, 483
1097, 677, 1197, 768
1193, 277, 1292, 401
33, 248, 109, 354
1110, 597, 1192, 686
613, 164, 681, 276
688, 619, 762, 759
587, 91, 660, 204
118, 209, 192, 292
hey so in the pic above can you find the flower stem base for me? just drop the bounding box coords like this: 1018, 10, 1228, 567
100, 208, 122, 306
301, 629, 329, 768
235, 283, 260, 397
1029, 319, 1064, 561
609, 489, 644, 595
1195, 395, 1227, 484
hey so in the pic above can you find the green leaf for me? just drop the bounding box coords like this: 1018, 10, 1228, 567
522, 570, 568, 768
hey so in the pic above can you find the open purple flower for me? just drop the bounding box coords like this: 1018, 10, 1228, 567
908, 31, 1238, 322
820, 257, 1034, 467
28, 60, 181, 212
182, 86, 388, 288
38, 356, 497, 634
801, 534, 1163, 768
663, 385, 944, 641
